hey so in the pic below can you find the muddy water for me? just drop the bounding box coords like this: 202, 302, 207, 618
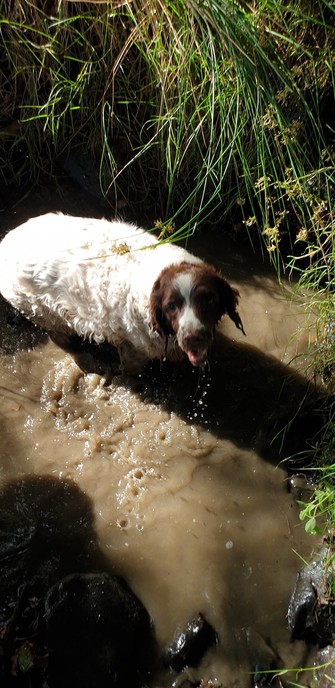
0, 219, 322, 686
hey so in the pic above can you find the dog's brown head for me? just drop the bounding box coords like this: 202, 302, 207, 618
149, 261, 245, 366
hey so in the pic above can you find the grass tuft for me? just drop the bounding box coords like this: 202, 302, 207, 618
1, 1, 334, 250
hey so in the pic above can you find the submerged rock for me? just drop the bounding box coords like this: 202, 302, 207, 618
163, 613, 217, 672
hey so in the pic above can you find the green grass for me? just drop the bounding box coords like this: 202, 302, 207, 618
298, 408, 335, 532
1, 1, 335, 252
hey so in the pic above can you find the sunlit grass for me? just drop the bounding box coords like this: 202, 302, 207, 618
1, 0, 334, 251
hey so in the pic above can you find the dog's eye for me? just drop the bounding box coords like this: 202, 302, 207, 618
166, 301, 177, 313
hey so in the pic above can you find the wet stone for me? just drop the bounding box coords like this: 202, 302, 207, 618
252, 660, 282, 688
163, 613, 217, 672
171, 678, 222, 688
311, 645, 335, 687
288, 547, 335, 645
287, 473, 315, 501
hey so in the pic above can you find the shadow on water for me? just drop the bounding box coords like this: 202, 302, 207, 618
1, 296, 329, 471
122, 332, 330, 470
0, 298, 49, 355
0, 475, 155, 688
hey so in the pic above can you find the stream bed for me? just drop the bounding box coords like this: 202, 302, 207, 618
0, 189, 326, 687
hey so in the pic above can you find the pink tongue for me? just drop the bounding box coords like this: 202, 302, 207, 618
187, 349, 207, 367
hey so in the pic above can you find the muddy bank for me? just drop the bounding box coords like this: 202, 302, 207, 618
0, 186, 326, 686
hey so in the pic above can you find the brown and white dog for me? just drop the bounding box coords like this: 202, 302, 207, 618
0, 213, 245, 373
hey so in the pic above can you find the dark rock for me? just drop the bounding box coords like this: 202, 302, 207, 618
0, 477, 155, 687
163, 613, 217, 672
252, 649, 283, 687
252, 666, 282, 688
288, 561, 321, 642
312, 645, 335, 687
288, 548, 335, 645
44, 572, 154, 688
287, 474, 315, 501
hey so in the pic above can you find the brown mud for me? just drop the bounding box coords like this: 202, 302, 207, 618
0, 183, 326, 686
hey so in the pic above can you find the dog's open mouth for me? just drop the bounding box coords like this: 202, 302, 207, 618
186, 348, 208, 367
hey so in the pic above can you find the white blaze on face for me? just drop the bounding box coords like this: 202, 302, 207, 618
174, 272, 204, 337
173, 271, 212, 366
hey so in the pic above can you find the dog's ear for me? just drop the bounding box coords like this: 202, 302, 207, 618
215, 277, 246, 335
149, 280, 173, 338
